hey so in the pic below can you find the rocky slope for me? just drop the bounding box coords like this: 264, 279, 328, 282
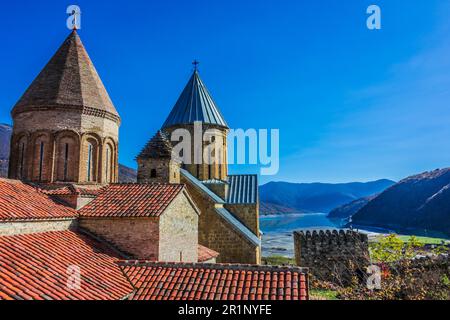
352, 168, 450, 236
328, 195, 377, 219
118, 164, 137, 183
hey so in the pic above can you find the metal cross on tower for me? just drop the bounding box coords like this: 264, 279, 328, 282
192, 60, 200, 71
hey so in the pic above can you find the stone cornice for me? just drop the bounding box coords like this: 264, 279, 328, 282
12, 104, 121, 125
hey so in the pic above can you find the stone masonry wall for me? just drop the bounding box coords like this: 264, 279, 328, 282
204, 182, 228, 200
182, 175, 260, 264
164, 124, 228, 181
79, 217, 159, 259
9, 110, 119, 184
0, 219, 77, 236
294, 230, 370, 285
159, 192, 198, 262
137, 158, 180, 184
224, 203, 259, 236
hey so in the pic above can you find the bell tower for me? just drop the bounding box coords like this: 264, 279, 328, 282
161, 67, 229, 181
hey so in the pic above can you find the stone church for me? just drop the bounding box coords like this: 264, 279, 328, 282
7, 30, 261, 265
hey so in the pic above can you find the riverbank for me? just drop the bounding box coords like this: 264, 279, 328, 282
260, 213, 450, 258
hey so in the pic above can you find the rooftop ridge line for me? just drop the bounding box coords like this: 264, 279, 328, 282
117, 260, 309, 273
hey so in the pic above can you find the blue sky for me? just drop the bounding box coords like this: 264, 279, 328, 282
1, 1, 449, 184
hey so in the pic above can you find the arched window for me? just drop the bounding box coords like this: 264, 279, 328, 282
63, 143, 69, 181
105, 145, 111, 183
106, 146, 110, 182
83, 137, 98, 183
16, 136, 27, 180
19, 142, 25, 178
87, 142, 94, 182
56, 134, 78, 182
38, 141, 44, 182
105, 144, 114, 183
32, 134, 50, 182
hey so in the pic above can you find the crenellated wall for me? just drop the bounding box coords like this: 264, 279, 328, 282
294, 229, 370, 285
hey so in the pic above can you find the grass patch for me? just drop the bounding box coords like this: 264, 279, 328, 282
397, 235, 449, 245
371, 234, 449, 245
262, 255, 295, 266
310, 289, 339, 300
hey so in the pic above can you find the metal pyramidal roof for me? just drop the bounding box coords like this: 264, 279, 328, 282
12, 30, 119, 119
162, 70, 228, 129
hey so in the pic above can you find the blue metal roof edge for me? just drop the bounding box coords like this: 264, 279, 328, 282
215, 207, 261, 247
180, 169, 225, 204
226, 174, 258, 204
180, 169, 260, 247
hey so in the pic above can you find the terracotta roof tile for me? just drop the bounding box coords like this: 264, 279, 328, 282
119, 261, 309, 301
36, 183, 105, 197
79, 184, 185, 218
0, 179, 77, 221
0, 231, 133, 300
198, 245, 219, 262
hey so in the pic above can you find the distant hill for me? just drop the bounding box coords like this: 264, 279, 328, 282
260, 202, 309, 215
118, 164, 137, 183
259, 179, 395, 214
0, 124, 11, 160
352, 168, 450, 236
0, 124, 12, 177
0, 123, 137, 182
328, 195, 377, 219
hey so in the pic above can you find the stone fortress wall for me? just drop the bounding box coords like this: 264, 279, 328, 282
294, 229, 370, 285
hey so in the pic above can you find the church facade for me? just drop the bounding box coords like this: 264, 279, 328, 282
137, 70, 261, 264
7, 30, 261, 265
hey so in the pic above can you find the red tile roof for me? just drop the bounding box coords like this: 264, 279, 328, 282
119, 261, 309, 300
37, 184, 105, 197
0, 229, 308, 301
0, 179, 77, 221
198, 245, 219, 262
79, 184, 185, 218
0, 230, 133, 300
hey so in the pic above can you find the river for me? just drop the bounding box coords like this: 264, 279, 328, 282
260, 213, 346, 258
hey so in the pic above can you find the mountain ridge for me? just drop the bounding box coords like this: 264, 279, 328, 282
259, 179, 395, 214
352, 168, 450, 236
